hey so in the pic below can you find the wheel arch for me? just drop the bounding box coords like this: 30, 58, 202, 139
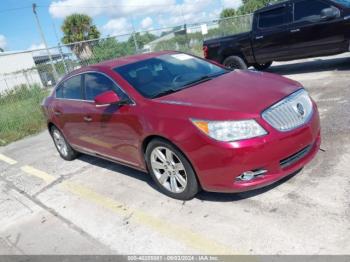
141, 135, 203, 188
47, 122, 56, 132
219, 47, 246, 64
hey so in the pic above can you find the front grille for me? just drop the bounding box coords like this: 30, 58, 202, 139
262, 89, 313, 132
280, 145, 312, 169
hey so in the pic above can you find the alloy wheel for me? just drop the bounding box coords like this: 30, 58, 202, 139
52, 129, 68, 157
150, 146, 188, 193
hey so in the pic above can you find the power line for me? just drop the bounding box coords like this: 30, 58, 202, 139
38, 3, 180, 8
0, 6, 32, 13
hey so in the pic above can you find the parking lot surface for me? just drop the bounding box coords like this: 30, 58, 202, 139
0, 54, 349, 255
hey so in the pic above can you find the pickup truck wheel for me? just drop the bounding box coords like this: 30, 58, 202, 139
253, 62, 273, 71
223, 56, 247, 70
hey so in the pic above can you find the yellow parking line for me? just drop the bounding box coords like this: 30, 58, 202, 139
63, 181, 233, 254
19, 164, 234, 254
0, 154, 17, 165
21, 165, 56, 183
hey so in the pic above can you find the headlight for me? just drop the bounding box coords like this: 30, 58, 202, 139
191, 119, 267, 142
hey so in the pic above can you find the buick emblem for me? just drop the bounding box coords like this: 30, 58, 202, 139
296, 103, 305, 117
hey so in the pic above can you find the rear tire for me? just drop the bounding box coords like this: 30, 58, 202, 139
253, 61, 273, 71
223, 55, 247, 70
145, 139, 199, 200
50, 126, 79, 161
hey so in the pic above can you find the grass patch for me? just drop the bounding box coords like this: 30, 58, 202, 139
0, 84, 49, 146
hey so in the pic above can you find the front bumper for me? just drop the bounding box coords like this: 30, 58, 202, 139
186, 106, 321, 193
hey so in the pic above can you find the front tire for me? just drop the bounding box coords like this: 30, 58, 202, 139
50, 126, 79, 161
223, 55, 247, 70
145, 139, 199, 200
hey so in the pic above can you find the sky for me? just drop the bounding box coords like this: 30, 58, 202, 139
0, 0, 242, 52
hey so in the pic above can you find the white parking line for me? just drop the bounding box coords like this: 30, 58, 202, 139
0, 154, 17, 165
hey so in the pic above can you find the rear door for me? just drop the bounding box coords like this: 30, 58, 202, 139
53, 74, 86, 147
252, 5, 292, 64
287, 0, 346, 59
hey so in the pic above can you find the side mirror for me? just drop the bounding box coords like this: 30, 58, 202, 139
320, 7, 339, 21
94, 90, 122, 107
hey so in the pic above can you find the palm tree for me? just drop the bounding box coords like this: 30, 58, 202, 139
61, 13, 100, 60
220, 8, 236, 19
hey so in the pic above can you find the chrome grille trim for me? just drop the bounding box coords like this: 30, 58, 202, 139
262, 89, 313, 132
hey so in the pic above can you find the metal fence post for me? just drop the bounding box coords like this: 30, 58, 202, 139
58, 43, 68, 74
23, 70, 31, 88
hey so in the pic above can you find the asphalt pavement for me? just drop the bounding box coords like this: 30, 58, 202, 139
0, 53, 349, 255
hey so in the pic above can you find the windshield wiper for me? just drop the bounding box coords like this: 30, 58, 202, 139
152, 89, 178, 99
152, 71, 229, 99
184, 71, 229, 88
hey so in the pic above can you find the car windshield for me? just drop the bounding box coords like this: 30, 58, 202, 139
331, 0, 350, 7
114, 53, 229, 99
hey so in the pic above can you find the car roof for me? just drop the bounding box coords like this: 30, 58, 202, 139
64, 50, 178, 79
254, 0, 290, 13
97, 50, 178, 68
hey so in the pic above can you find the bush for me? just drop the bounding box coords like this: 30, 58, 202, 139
0, 84, 49, 146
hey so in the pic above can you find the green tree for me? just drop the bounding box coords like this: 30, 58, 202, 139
0, 47, 3, 52
92, 38, 134, 63
220, 8, 236, 19
237, 0, 278, 15
127, 32, 157, 50
61, 13, 100, 60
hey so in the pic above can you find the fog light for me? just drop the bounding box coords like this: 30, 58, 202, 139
236, 169, 267, 182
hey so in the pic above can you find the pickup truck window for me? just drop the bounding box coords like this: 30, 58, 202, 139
294, 0, 331, 23
258, 7, 289, 28
331, 0, 350, 7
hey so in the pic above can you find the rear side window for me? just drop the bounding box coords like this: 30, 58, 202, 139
56, 75, 82, 100
84, 73, 126, 101
55, 84, 63, 98
258, 7, 289, 28
294, 0, 331, 23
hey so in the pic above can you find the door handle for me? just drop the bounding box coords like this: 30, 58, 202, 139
54, 111, 62, 116
255, 36, 264, 40
84, 116, 92, 122
290, 28, 300, 33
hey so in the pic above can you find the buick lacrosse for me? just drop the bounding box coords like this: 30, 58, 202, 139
42, 51, 321, 200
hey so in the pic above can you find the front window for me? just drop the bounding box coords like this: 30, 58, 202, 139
331, 0, 350, 7
84, 73, 127, 101
258, 7, 289, 28
114, 53, 229, 99
294, 0, 332, 23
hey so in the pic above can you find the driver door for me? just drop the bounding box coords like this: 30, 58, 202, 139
78, 72, 142, 167
287, 0, 346, 59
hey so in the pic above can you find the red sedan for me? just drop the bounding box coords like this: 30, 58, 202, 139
42, 51, 321, 200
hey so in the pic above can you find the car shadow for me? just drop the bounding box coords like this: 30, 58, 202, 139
77, 154, 159, 192
266, 56, 350, 75
77, 154, 302, 202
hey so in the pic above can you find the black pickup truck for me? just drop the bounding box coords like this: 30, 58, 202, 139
203, 0, 350, 70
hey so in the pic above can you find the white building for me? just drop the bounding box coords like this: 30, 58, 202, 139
0, 51, 42, 94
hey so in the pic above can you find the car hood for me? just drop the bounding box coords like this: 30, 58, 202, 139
155, 70, 302, 116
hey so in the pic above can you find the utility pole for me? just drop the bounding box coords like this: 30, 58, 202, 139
52, 20, 68, 74
32, 3, 59, 82
130, 15, 139, 53
180, 7, 190, 49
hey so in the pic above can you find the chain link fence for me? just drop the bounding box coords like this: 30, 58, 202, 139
0, 14, 253, 145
